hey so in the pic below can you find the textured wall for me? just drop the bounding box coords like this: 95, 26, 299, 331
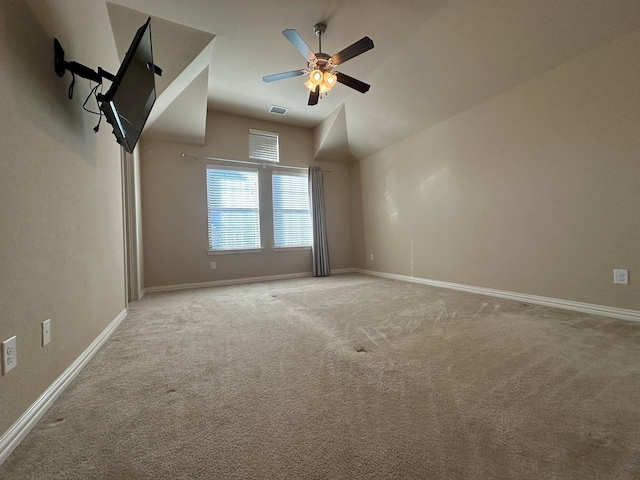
140, 111, 352, 288
0, 1, 126, 435
354, 31, 640, 310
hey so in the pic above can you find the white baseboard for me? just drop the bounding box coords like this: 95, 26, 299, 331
354, 269, 640, 322
331, 268, 356, 274
144, 268, 357, 295
145, 272, 314, 294
139, 288, 146, 300
0, 308, 127, 466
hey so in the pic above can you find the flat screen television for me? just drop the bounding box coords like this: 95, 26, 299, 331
99, 17, 157, 154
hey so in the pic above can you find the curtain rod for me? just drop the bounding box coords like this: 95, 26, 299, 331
180, 153, 331, 172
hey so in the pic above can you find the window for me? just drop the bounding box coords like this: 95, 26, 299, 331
272, 172, 312, 248
206, 166, 261, 251
249, 129, 279, 163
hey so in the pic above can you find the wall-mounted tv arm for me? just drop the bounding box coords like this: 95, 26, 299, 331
54, 38, 162, 95
53, 17, 162, 149
54, 39, 117, 91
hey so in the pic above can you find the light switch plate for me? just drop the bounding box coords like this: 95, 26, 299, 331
43, 319, 51, 346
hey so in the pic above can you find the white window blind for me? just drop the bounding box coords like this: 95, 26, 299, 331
272, 172, 312, 248
206, 166, 261, 251
249, 129, 279, 163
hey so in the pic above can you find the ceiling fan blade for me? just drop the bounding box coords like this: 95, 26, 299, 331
263, 69, 306, 83
308, 85, 320, 106
336, 72, 370, 93
283, 29, 317, 60
330, 37, 374, 65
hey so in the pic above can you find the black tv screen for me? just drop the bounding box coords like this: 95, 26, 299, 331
100, 18, 156, 154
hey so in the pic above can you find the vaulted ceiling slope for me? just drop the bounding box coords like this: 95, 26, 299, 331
106, 0, 640, 162
107, 2, 214, 145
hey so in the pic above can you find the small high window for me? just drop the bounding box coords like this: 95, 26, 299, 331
249, 129, 279, 163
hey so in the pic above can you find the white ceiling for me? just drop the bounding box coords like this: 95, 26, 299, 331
106, 0, 640, 162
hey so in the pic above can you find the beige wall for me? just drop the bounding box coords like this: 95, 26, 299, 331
350, 162, 367, 269
140, 111, 352, 288
354, 31, 640, 310
134, 143, 146, 298
0, 0, 126, 435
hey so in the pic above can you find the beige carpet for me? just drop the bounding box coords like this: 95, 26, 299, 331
2, 273, 640, 479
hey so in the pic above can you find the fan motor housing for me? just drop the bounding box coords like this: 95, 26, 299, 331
310, 52, 333, 73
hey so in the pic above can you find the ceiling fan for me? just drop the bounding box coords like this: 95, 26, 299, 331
262, 23, 374, 106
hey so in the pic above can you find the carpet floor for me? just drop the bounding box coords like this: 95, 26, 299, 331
1, 273, 639, 479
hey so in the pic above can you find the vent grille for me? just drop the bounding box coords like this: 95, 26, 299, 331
268, 105, 288, 115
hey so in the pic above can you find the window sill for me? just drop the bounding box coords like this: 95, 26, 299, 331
207, 248, 263, 255
272, 246, 312, 252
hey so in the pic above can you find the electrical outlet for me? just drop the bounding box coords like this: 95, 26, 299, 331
42, 319, 51, 346
2, 336, 17, 375
614, 269, 629, 285
370, 254, 374, 261
210, 261, 216, 270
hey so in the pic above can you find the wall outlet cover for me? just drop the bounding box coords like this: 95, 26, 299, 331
613, 269, 629, 285
2, 336, 17, 375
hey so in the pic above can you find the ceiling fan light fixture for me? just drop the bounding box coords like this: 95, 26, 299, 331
317, 72, 336, 94
310, 69, 323, 84
324, 72, 337, 88
263, 24, 374, 105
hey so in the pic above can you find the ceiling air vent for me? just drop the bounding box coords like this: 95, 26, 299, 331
268, 105, 288, 115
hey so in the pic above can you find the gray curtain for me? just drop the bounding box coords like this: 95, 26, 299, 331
308, 167, 330, 277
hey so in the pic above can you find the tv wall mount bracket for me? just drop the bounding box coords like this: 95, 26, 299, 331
53, 38, 162, 99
